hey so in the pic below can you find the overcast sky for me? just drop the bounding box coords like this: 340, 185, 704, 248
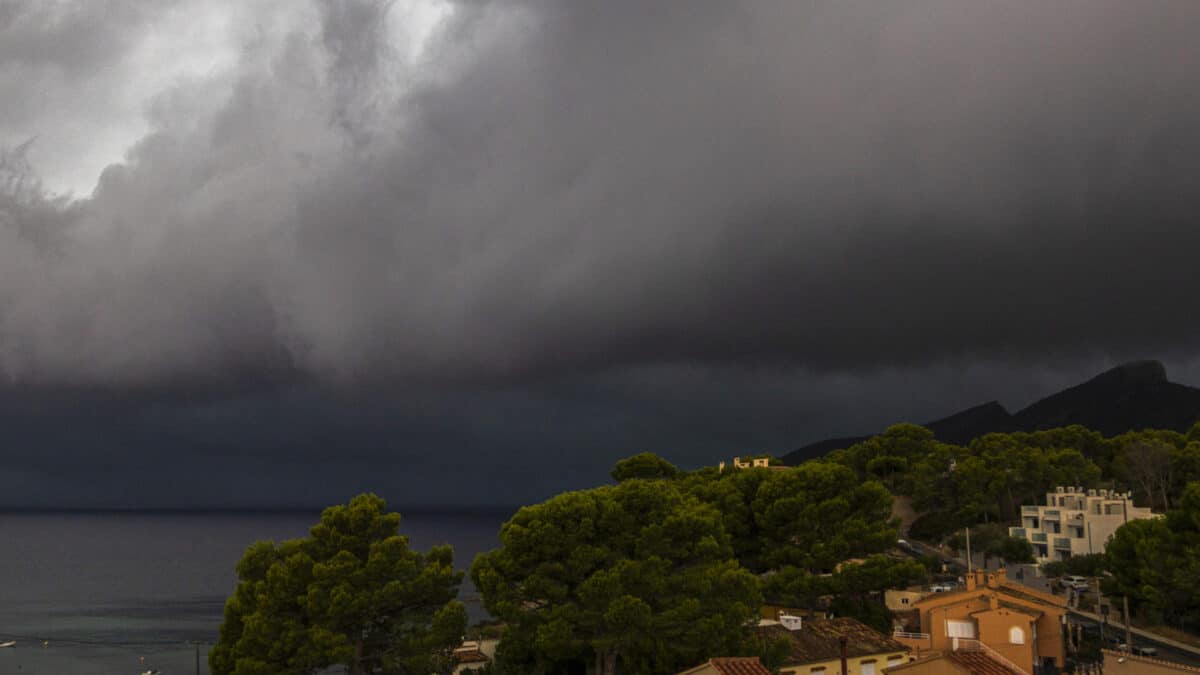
3, 0, 1200, 508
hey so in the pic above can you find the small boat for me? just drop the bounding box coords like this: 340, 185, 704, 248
142, 670, 161, 675
0, 641, 15, 648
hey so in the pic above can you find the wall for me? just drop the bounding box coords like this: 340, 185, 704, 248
1103, 650, 1200, 675
974, 608, 1036, 673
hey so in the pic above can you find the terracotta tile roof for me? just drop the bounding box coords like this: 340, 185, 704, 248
709, 657, 773, 675
454, 650, 489, 663
947, 650, 1023, 675
756, 618, 909, 666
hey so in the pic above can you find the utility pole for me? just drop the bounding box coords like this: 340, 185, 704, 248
1124, 596, 1133, 650
966, 527, 972, 574
196, 641, 200, 675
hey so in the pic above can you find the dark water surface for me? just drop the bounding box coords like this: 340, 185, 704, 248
0, 509, 509, 674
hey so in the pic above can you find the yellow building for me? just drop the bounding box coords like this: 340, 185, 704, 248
756, 617, 910, 675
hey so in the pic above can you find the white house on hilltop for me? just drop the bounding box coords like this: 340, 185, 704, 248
1008, 486, 1157, 562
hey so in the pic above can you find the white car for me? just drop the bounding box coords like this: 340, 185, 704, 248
1061, 575, 1089, 591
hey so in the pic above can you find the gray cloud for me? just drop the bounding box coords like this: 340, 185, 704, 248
5, 0, 1199, 386
2, 0, 1200, 505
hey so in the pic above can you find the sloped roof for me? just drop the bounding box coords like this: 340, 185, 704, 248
970, 602, 1042, 620
947, 650, 1024, 675
886, 650, 1022, 675
756, 618, 908, 666
709, 657, 773, 675
454, 650, 489, 664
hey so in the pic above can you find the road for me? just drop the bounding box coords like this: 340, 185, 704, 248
1067, 609, 1200, 666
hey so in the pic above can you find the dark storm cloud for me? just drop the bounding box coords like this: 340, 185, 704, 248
4, 0, 1200, 506
5, 0, 1200, 387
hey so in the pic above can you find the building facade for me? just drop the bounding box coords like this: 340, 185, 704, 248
1008, 486, 1156, 562
891, 569, 1067, 675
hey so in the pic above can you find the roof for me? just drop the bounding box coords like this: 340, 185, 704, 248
947, 651, 1024, 675
970, 602, 1042, 620
711, 657, 773, 675
997, 582, 1064, 607
885, 650, 1022, 675
677, 657, 772, 675
756, 617, 909, 666
454, 650, 489, 664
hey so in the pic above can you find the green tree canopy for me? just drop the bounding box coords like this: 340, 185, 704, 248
828, 424, 939, 493
611, 452, 679, 482
762, 554, 926, 632
1103, 482, 1200, 629
471, 480, 761, 675
210, 494, 466, 675
680, 460, 897, 574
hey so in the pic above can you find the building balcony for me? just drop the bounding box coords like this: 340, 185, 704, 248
1043, 510, 1060, 519
1031, 532, 1047, 543
1022, 505, 1040, 514
1054, 538, 1072, 549
1010, 527, 1026, 538
892, 631, 932, 652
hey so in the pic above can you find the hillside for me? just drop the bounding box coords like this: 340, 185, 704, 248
782, 360, 1200, 464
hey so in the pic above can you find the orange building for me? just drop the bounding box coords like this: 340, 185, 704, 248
891, 569, 1066, 675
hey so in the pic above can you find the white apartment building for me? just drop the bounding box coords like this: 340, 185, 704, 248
1008, 486, 1157, 562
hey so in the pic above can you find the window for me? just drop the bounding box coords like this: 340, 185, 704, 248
947, 620, 977, 638
1009, 627, 1026, 645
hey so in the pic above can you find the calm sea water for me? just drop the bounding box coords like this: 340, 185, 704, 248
0, 509, 510, 674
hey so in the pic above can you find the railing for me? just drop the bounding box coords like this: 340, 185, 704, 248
951, 638, 1030, 675
1043, 510, 1060, 519
1031, 533, 1047, 543
893, 631, 931, 640
1054, 538, 1072, 549
1022, 505, 1040, 513
1010, 528, 1026, 537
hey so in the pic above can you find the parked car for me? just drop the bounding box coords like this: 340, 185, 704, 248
930, 584, 954, 593
1061, 575, 1089, 591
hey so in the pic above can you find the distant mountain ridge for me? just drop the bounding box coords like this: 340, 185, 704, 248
781, 360, 1200, 464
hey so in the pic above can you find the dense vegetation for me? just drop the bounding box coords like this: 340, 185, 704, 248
823, 421, 1200, 630
471, 479, 761, 675
470, 454, 921, 673
211, 494, 466, 675
1103, 482, 1200, 630
827, 422, 1200, 541
211, 420, 1200, 673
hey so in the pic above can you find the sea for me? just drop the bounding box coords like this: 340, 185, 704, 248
0, 509, 512, 675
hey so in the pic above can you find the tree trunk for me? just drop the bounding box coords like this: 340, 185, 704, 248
351, 640, 363, 675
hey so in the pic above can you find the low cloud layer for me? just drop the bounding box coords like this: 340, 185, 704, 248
2, 1, 1200, 505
